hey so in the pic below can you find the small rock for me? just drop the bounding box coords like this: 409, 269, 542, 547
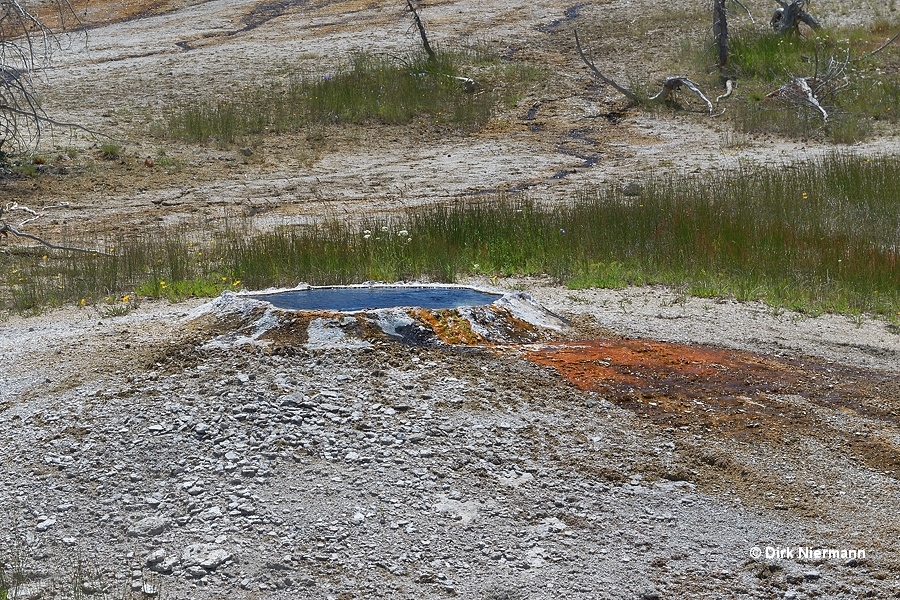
150, 556, 180, 574
185, 565, 208, 579
81, 581, 104, 594
145, 549, 167, 566
36, 517, 56, 531
351, 512, 365, 525
198, 506, 223, 521
182, 543, 232, 570
127, 516, 170, 538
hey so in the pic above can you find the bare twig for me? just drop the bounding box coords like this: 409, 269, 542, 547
731, 0, 755, 23
854, 29, 900, 60
0, 0, 87, 152
1, 201, 109, 254
6, 201, 70, 226
765, 44, 848, 122
574, 29, 639, 102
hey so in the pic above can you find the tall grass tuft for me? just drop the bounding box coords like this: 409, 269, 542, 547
1, 154, 897, 317
160, 50, 512, 145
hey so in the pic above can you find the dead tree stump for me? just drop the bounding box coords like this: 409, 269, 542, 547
771, 0, 820, 35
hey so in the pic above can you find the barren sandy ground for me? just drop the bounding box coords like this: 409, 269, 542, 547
2, 0, 900, 599
9, 0, 900, 236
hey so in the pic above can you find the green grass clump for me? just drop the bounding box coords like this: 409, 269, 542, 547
729, 31, 821, 81
160, 49, 535, 145
99, 143, 121, 160
1, 154, 898, 317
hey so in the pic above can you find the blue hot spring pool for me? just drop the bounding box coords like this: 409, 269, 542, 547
252, 286, 502, 312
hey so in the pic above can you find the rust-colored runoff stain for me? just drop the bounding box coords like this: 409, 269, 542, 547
525, 339, 803, 405
525, 339, 900, 479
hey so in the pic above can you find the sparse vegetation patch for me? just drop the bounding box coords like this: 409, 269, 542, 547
158, 49, 540, 145
2, 154, 896, 318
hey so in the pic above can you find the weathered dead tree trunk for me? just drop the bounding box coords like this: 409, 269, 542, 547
404, 1, 477, 92
771, 0, 820, 35
406, 0, 435, 60
714, 0, 728, 70
712, 0, 739, 101
575, 30, 715, 114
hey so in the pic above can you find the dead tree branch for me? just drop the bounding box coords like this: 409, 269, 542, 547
442, 74, 476, 93
650, 77, 715, 114
765, 51, 848, 122
855, 29, 900, 60
716, 78, 735, 102
0, 202, 111, 255
767, 77, 828, 120
5, 201, 68, 226
731, 0, 755, 23
574, 29, 639, 102
406, 0, 435, 60
0, 224, 111, 255
404, 2, 477, 91
0, 0, 87, 153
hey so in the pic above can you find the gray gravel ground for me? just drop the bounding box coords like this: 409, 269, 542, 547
2, 282, 899, 599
